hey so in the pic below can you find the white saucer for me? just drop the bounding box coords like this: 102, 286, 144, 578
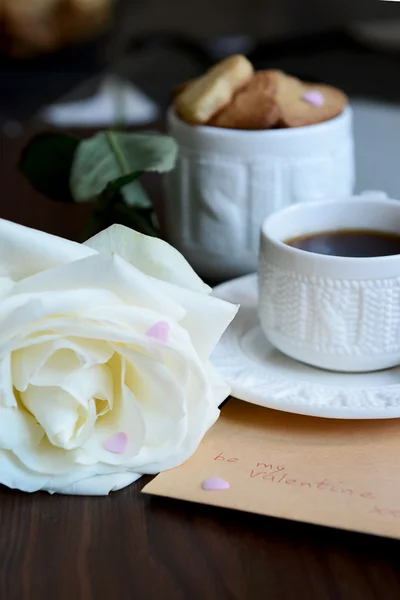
211, 274, 400, 419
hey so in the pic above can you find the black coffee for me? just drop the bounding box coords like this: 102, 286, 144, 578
285, 229, 400, 258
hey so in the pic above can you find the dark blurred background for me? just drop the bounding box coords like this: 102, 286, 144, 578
2, 0, 400, 236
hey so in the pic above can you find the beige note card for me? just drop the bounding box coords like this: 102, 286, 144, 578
143, 399, 400, 539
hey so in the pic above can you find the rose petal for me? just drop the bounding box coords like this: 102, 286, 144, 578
13, 347, 79, 392
0, 353, 17, 407
0, 288, 124, 354
60, 364, 114, 409
0, 218, 94, 281
85, 224, 210, 294
114, 341, 219, 472
205, 360, 231, 407
82, 355, 145, 464
116, 348, 187, 460
3, 316, 164, 358
0, 406, 44, 450
12, 338, 114, 392
0, 451, 51, 492
152, 279, 239, 359
12, 254, 184, 321
14, 436, 78, 475
0, 449, 126, 492
138, 354, 220, 474
0, 277, 14, 298
20, 385, 97, 450
52, 472, 142, 495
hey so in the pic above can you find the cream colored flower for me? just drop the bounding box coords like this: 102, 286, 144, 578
0, 221, 237, 495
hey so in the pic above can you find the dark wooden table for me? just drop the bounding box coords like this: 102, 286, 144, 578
1, 127, 400, 600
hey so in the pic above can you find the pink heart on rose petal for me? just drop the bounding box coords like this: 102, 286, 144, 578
146, 321, 170, 343
103, 432, 128, 454
301, 90, 324, 107
202, 477, 230, 491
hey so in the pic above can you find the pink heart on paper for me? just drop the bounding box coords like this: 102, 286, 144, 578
103, 432, 128, 454
202, 477, 230, 491
146, 321, 170, 343
301, 90, 324, 107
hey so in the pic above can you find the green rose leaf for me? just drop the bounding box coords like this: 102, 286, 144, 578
18, 129, 178, 240
70, 131, 178, 203
81, 193, 159, 241
119, 180, 152, 209
18, 132, 79, 203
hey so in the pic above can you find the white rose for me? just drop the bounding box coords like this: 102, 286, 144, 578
0, 220, 237, 495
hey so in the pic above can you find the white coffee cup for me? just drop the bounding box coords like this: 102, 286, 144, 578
165, 106, 355, 281
258, 191, 400, 372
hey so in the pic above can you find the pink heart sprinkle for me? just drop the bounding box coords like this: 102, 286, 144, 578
146, 321, 170, 343
103, 432, 128, 454
202, 477, 230, 491
301, 90, 324, 107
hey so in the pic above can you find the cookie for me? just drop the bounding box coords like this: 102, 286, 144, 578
268, 70, 347, 128
174, 55, 254, 124
171, 79, 194, 99
208, 71, 281, 130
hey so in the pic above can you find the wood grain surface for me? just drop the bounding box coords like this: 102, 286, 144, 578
1, 129, 400, 600
1, 477, 400, 600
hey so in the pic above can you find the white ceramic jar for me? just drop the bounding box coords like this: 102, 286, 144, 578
165, 106, 355, 281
